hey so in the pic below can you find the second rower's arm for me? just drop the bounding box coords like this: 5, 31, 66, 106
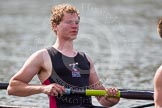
87, 56, 120, 107
154, 65, 162, 108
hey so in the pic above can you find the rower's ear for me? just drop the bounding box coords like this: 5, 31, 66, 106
51, 22, 58, 34
157, 18, 162, 38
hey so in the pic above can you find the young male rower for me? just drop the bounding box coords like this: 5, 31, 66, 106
7, 4, 120, 108
154, 18, 162, 108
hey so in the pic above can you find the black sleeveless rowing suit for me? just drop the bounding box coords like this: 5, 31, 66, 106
43, 47, 105, 108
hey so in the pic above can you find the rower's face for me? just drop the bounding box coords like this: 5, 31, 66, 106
56, 12, 80, 40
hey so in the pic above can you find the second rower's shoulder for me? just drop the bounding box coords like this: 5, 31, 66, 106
156, 65, 162, 73
154, 65, 162, 81
155, 65, 162, 74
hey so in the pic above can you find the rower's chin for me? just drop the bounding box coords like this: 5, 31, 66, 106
71, 36, 77, 40
70, 34, 77, 38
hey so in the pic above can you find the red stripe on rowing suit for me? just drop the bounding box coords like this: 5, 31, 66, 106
43, 79, 57, 108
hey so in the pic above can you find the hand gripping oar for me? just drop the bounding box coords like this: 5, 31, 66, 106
65, 89, 154, 100
0, 83, 154, 100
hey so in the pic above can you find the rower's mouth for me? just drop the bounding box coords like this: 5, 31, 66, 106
71, 31, 78, 34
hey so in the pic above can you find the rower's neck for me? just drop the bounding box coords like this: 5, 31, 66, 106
53, 38, 77, 57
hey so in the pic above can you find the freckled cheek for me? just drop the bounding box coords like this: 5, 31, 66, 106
60, 26, 68, 31
63, 27, 71, 33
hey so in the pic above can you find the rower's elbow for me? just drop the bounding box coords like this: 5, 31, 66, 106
7, 80, 30, 97
7, 80, 19, 96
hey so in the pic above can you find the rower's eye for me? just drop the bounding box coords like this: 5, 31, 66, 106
75, 21, 79, 25
64, 20, 79, 25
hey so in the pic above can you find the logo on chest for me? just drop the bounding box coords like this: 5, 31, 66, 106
69, 62, 81, 77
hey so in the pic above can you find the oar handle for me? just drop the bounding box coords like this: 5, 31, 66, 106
65, 89, 154, 100
86, 89, 120, 97
0, 83, 8, 89
0, 83, 154, 100
120, 90, 154, 100
65, 89, 120, 97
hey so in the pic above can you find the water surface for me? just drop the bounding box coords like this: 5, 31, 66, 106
0, 0, 162, 107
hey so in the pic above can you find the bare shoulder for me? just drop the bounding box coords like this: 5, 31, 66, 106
31, 49, 48, 59
155, 65, 162, 76
30, 48, 52, 71
10, 49, 51, 82
33, 49, 52, 82
154, 65, 162, 82
27, 49, 50, 63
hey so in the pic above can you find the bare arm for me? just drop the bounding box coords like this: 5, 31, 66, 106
7, 49, 65, 97
154, 65, 162, 108
87, 56, 119, 107
7, 49, 47, 96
